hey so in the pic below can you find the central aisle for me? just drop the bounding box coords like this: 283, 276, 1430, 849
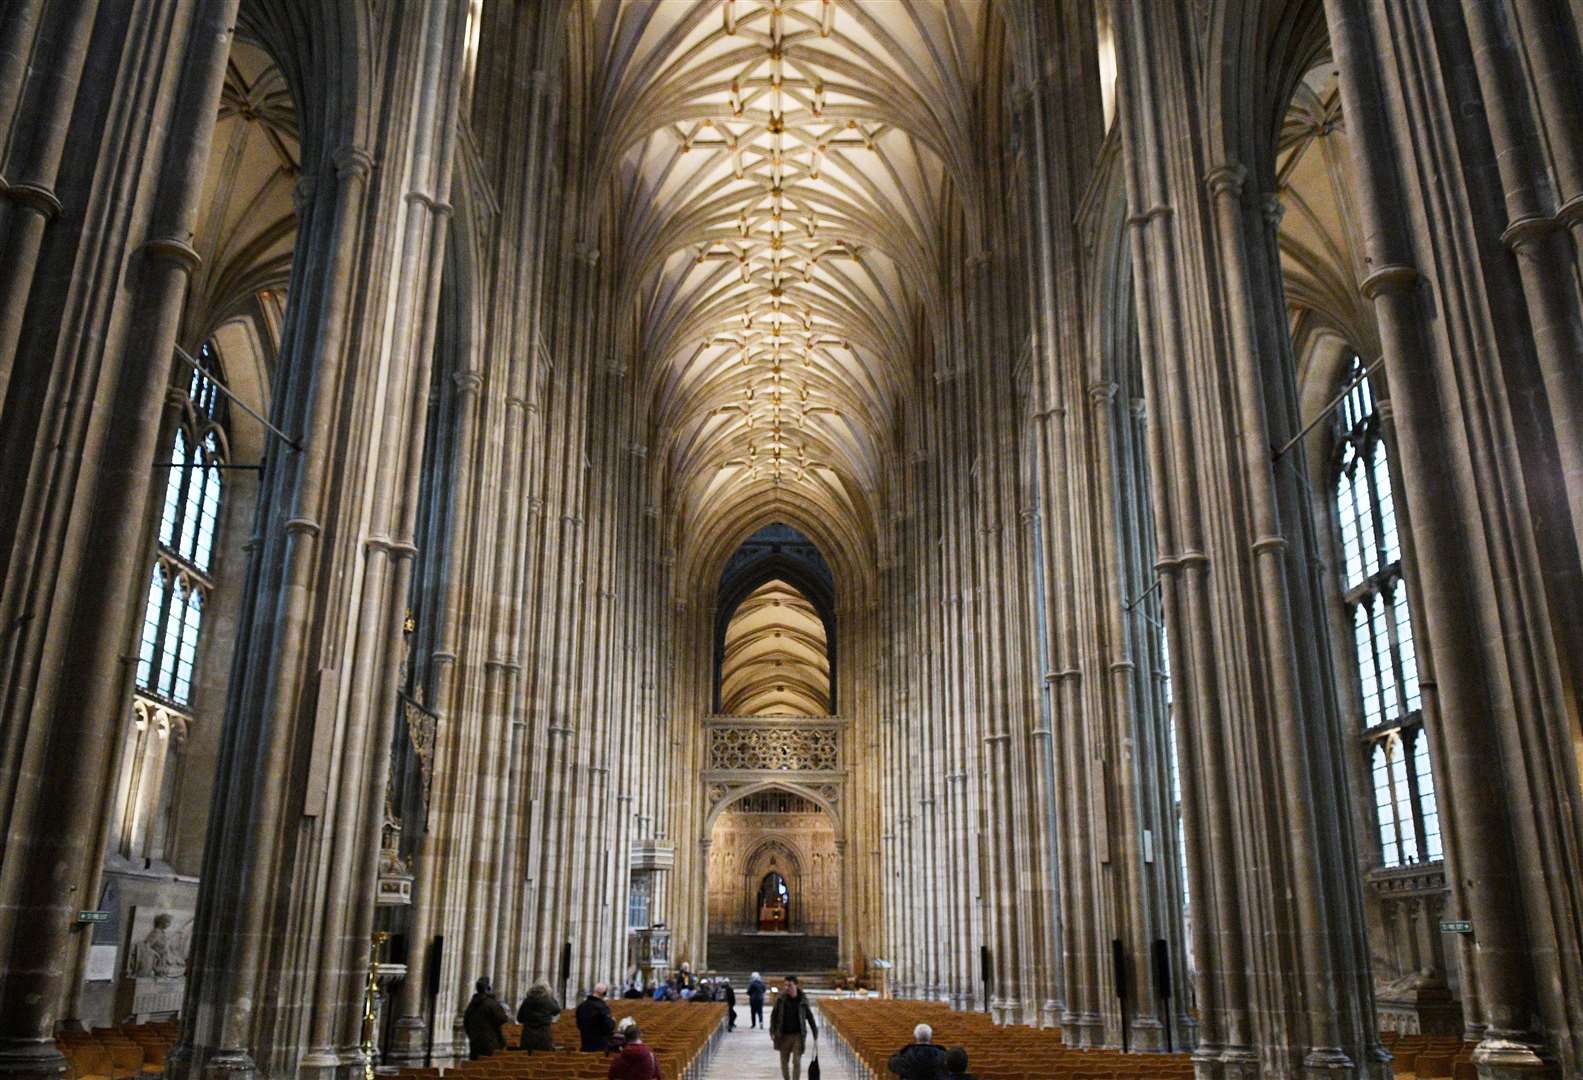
700, 1004, 848, 1080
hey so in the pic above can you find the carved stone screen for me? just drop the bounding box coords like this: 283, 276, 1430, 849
707, 724, 839, 772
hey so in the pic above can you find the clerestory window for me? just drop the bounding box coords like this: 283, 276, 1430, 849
136, 345, 228, 707
1332, 353, 1440, 867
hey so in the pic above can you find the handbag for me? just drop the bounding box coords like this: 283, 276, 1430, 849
807, 1032, 820, 1080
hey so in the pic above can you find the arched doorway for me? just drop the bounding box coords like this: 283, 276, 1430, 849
757, 871, 789, 931
700, 523, 844, 976
704, 787, 840, 973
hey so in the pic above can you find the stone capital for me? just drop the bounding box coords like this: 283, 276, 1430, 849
405, 189, 454, 218
1499, 213, 1563, 255
2, 180, 63, 219
1360, 263, 1419, 299
333, 144, 375, 180
1260, 192, 1285, 229
1203, 162, 1247, 200
293, 174, 318, 213
1126, 203, 1173, 228
140, 236, 202, 274
1087, 381, 1119, 406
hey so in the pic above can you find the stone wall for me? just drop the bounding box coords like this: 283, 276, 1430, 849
706, 802, 839, 938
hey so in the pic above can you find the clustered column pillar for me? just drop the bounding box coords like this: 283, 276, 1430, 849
0, 4, 240, 1076
1110, 3, 1384, 1076
1325, 0, 1583, 1073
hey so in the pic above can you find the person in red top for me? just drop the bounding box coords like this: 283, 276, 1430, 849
607, 1023, 660, 1080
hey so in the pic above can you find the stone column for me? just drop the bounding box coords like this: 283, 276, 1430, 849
1112, 4, 1385, 1075
0, 4, 239, 1076
0, 0, 92, 401
1458, 0, 1583, 565
1325, 0, 1583, 1072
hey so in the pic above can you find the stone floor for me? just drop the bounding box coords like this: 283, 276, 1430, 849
701, 1005, 849, 1080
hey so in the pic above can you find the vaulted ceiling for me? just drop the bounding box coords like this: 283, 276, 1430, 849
1276, 62, 1377, 361
720, 578, 831, 715
569, 0, 998, 565
190, 40, 298, 347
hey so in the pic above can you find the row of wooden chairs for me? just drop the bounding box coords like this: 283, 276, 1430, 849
821, 1001, 1481, 1080
820, 999, 1193, 1080
389, 1001, 726, 1080
1378, 1031, 1477, 1079
60, 1022, 179, 1080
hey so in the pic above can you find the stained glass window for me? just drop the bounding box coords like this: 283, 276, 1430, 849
1333, 353, 1439, 867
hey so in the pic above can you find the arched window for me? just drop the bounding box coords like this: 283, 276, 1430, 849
136, 345, 228, 707
1333, 353, 1440, 867
1160, 628, 1188, 912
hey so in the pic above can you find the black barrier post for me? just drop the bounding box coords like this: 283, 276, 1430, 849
425, 935, 444, 1068
1151, 938, 1173, 1051
979, 945, 992, 1014
1112, 939, 1129, 1053
560, 941, 573, 1010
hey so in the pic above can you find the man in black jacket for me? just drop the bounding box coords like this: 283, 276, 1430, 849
720, 978, 738, 1031
887, 1022, 948, 1079
462, 978, 509, 1060
575, 982, 616, 1052
768, 977, 817, 1080
747, 972, 767, 1028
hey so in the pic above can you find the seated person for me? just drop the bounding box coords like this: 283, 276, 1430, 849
945, 1046, 979, 1080
606, 1022, 660, 1080
888, 1023, 948, 1079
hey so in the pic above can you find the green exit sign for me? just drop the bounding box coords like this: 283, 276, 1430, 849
1440, 919, 1473, 934
76, 911, 111, 924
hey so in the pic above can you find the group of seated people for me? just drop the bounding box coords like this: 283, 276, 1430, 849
886, 1023, 980, 1080
462, 977, 672, 1079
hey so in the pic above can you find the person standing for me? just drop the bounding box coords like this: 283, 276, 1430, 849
515, 981, 561, 1052
721, 978, 738, 1031
767, 976, 817, 1080
576, 982, 616, 1052
462, 978, 509, 1060
747, 972, 767, 1029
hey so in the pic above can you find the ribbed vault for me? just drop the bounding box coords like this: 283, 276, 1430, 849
185, 40, 298, 345
571, 0, 995, 567
719, 578, 830, 715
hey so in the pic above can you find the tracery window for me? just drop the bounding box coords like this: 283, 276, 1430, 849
1332, 353, 1440, 867
628, 872, 652, 929
136, 345, 228, 707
